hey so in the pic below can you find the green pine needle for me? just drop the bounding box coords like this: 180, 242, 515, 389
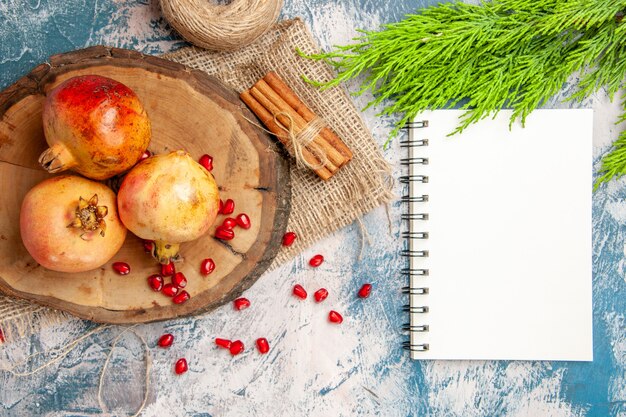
303, 0, 626, 189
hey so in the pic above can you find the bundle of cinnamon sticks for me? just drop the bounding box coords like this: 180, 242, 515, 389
240, 71, 353, 180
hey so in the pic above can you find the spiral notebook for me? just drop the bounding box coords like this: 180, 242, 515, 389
402, 109, 593, 361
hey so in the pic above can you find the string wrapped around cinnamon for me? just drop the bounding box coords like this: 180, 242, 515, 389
240, 71, 353, 180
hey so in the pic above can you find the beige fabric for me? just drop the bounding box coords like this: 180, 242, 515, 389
0, 18, 392, 344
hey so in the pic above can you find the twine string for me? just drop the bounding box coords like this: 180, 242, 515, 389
273, 112, 329, 171
1, 324, 150, 417
243, 112, 330, 171
98, 325, 151, 417
0, 325, 110, 376
160, 0, 283, 51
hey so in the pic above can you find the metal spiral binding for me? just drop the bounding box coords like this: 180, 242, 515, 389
401, 119, 430, 354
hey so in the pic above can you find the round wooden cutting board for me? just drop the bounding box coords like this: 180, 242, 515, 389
0, 46, 291, 324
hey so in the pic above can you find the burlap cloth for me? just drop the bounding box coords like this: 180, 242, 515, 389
0, 18, 392, 344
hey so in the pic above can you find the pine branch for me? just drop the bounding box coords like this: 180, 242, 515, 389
303, 0, 626, 187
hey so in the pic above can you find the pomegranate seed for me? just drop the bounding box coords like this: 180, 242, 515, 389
229, 340, 244, 355
112, 262, 130, 275
0, 329, 4, 344
172, 272, 187, 288
139, 150, 152, 162
233, 297, 251, 310
222, 218, 237, 229
200, 258, 215, 275
162, 283, 179, 297
218, 199, 224, 214
314, 288, 328, 303
215, 338, 232, 349
256, 338, 270, 354
199, 154, 213, 171
215, 226, 235, 240
222, 199, 235, 215
158, 333, 174, 348
235, 213, 251, 229
147, 274, 164, 292
143, 240, 154, 254
292, 284, 307, 299
328, 310, 343, 324
172, 290, 190, 304
174, 358, 188, 375
282, 232, 297, 247
309, 254, 324, 267
358, 283, 372, 298
161, 262, 176, 277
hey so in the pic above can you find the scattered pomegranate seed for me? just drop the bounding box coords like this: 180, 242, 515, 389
112, 262, 130, 275
233, 297, 251, 310
143, 240, 154, 254
161, 262, 176, 277
215, 338, 232, 349
172, 272, 187, 288
309, 254, 324, 267
162, 283, 179, 297
139, 150, 152, 162
147, 274, 164, 292
328, 310, 343, 324
218, 199, 224, 214
358, 283, 372, 298
314, 288, 328, 303
292, 284, 307, 299
222, 218, 237, 229
158, 333, 174, 348
174, 358, 188, 375
199, 154, 213, 171
173, 290, 190, 304
229, 340, 244, 355
282, 232, 297, 247
222, 199, 235, 215
235, 213, 251, 229
200, 258, 215, 275
0, 329, 4, 344
215, 226, 235, 240
256, 338, 270, 354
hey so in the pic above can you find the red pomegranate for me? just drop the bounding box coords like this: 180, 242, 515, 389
40, 75, 151, 180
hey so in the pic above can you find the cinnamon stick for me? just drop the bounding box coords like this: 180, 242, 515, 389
252, 79, 347, 169
240, 90, 334, 180
264, 71, 353, 162
248, 86, 340, 174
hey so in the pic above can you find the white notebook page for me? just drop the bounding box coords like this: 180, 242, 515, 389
408, 109, 593, 361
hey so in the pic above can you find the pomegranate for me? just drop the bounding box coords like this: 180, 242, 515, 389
282, 232, 297, 246
215, 338, 232, 349
314, 288, 329, 303
328, 310, 344, 324
229, 340, 244, 356
292, 284, 307, 300
174, 358, 188, 375
256, 338, 270, 354
117, 150, 220, 264
40, 75, 151, 180
158, 334, 174, 348
20, 175, 126, 273
358, 283, 373, 298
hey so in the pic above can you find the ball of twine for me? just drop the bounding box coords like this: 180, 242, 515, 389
160, 0, 284, 51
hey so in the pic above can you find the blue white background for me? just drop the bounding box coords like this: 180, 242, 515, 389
1, 0, 625, 416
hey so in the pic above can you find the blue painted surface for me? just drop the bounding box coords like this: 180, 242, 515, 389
1, 1, 625, 416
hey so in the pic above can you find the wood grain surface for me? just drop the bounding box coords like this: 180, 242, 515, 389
0, 46, 291, 324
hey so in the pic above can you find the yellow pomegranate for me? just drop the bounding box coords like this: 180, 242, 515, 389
117, 150, 220, 264
20, 175, 127, 273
